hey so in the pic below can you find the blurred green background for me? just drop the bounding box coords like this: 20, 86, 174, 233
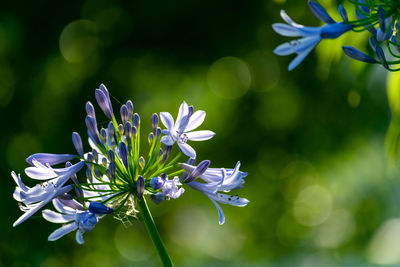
2, 0, 400, 266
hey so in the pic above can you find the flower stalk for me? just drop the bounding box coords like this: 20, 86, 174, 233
137, 197, 174, 267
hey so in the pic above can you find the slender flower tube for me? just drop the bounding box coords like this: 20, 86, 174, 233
273, 6, 353, 70
181, 161, 249, 225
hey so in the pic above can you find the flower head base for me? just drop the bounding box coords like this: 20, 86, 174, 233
11, 84, 249, 244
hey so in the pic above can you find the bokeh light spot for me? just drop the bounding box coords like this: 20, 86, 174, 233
256, 84, 302, 130
347, 90, 361, 108
114, 222, 152, 262
367, 219, 400, 265
169, 205, 245, 260
279, 160, 318, 202
59, 20, 98, 63
276, 211, 311, 246
246, 50, 280, 92
207, 56, 251, 99
314, 209, 355, 248
293, 185, 332, 227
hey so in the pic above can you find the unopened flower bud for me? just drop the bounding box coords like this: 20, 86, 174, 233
150, 192, 164, 204
124, 121, 132, 139
126, 100, 134, 120
137, 175, 145, 199
86, 153, 93, 162
162, 145, 172, 162
107, 161, 116, 181
148, 132, 154, 145
181, 157, 197, 182
100, 128, 107, 142
85, 101, 96, 119
139, 156, 145, 169
107, 121, 115, 137
86, 168, 93, 182
118, 142, 129, 169
151, 113, 159, 134
92, 149, 98, 163
132, 113, 140, 128
111, 141, 117, 150
95, 87, 113, 120
183, 160, 210, 183
85, 116, 102, 146
89, 202, 114, 214
120, 104, 129, 124
72, 132, 84, 157
132, 126, 138, 138
156, 127, 161, 139
118, 124, 124, 135
107, 150, 115, 162
101, 157, 107, 166
158, 148, 163, 159
94, 168, 101, 178
187, 158, 196, 165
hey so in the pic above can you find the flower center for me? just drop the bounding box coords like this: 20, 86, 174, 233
176, 131, 188, 144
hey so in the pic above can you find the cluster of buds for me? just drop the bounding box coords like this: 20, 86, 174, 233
343, 0, 400, 70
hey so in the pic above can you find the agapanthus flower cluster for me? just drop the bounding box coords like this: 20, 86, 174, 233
273, 0, 400, 71
11, 84, 249, 244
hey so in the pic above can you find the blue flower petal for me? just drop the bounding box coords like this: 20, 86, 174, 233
272, 23, 302, 37
26, 153, 76, 166
357, 0, 370, 14
377, 6, 386, 31
375, 45, 389, 69
338, 5, 348, 23
342, 46, 377, 63
88, 202, 114, 214
308, 0, 336, 24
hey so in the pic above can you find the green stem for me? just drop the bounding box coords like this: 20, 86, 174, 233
137, 197, 174, 267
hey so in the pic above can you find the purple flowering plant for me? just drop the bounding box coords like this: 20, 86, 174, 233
11, 84, 249, 266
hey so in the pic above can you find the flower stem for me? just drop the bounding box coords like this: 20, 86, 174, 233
137, 197, 174, 267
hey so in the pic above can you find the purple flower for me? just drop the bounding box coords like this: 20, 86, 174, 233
42, 199, 99, 244
181, 161, 248, 225
150, 175, 184, 200
160, 101, 215, 158
12, 160, 84, 227
273, 3, 353, 70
